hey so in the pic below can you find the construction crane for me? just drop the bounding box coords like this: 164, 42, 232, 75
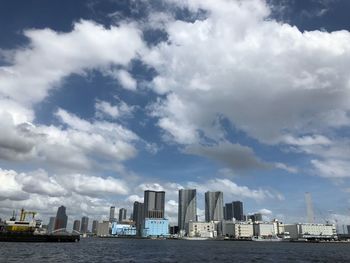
19, 208, 37, 221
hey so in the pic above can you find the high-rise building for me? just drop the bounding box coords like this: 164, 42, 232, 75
81, 216, 89, 234
48, 217, 56, 233
347, 225, 350, 234
144, 190, 165, 219
224, 201, 244, 221
205, 191, 224, 222
97, 221, 110, 237
73, 220, 80, 233
178, 189, 197, 234
109, 206, 115, 222
92, 220, 98, 234
54, 206, 68, 231
119, 208, 127, 222
133, 201, 144, 236
224, 203, 232, 220
305, 192, 315, 223
248, 213, 263, 222
233, 201, 244, 221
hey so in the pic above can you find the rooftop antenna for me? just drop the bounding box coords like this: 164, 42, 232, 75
305, 192, 314, 223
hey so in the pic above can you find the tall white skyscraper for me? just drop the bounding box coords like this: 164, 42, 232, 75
305, 192, 315, 223
205, 191, 224, 222
178, 189, 197, 234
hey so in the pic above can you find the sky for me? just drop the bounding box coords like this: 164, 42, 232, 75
1, 0, 350, 229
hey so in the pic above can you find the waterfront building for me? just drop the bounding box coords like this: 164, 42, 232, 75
188, 221, 217, 238
284, 223, 337, 240
142, 218, 169, 238
272, 219, 285, 235
205, 191, 224, 222
178, 189, 197, 236
119, 208, 127, 222
97, 221, 110, 237
109, 206, 116, 222
73, 220, 80, 233
54, 206, 68, 231
222, 221, 254, 239
144, 190, 165, 219
133, 201, 144, 235
47, 217, 56, 233
347, 225, 350, 234
224, 201, 244, 221
81, 216, 89, 234
92, 220, 98, 234
111, 222, 137, 236
253, 222, 276, 237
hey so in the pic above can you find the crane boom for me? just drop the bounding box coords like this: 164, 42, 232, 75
19, 208, 37, 221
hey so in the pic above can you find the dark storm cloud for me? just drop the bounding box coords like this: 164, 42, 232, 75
185, 142, 270, 171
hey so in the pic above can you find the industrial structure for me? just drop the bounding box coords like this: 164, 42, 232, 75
285, 223, 337, 240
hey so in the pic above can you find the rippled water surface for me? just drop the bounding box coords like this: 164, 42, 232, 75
1, 238, 350, 263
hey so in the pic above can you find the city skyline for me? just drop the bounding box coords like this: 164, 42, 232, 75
1, 0, 350, 228
15, 188, 347, 235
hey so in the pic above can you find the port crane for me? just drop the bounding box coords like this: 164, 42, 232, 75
19, 208, 37, 221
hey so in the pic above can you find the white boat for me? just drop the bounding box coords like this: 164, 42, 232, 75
252, 236, 282, 242
181, 236, 210, 241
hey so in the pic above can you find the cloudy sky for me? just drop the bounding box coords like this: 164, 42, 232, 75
1, 0, 350, 228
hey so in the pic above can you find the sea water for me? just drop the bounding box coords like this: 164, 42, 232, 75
1, 238, 350, 262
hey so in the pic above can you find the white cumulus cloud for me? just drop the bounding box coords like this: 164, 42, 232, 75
0, 20, 144, 105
